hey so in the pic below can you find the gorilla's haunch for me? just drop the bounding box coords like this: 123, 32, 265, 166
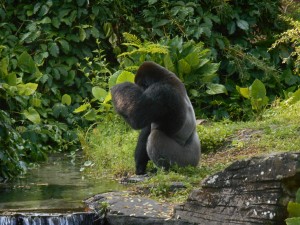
111, 61, 201, 175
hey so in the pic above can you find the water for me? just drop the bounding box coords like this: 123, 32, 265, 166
0, 153, 122, 213
0, 212, 96, 225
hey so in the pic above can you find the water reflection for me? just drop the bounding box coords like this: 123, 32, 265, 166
0, 153, 122, 212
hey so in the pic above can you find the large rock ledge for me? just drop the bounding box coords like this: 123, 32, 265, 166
174, 152, 300, 225
85, 152, 300, 225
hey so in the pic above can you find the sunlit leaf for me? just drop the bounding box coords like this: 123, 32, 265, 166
61, 94, 72, 106
23, 107, 41, 124
74, 103, 90, 113
116, 71, 135, 84
236, 86, 250, 99
103, 92, 112, 103
31, 97, 42, 107
206, 83, 228, 95
17, 83, 38, 95
92, 86, 107, 101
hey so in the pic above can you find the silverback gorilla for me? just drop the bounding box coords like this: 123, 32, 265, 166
111, 61, 201, 175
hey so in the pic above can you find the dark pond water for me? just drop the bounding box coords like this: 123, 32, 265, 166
0, 153, 122, 213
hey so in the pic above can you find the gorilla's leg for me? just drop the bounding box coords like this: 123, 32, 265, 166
147, 129, 200, 169
134, 126, 151, 175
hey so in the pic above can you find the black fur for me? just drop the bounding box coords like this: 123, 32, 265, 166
111, 61, 201, 175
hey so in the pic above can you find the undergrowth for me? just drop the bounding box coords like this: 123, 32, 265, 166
80, 101, 300, 203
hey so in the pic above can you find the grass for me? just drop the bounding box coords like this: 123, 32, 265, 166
79, 101, 300, 203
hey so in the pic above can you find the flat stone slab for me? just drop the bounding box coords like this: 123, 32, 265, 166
85, 191, 194, 225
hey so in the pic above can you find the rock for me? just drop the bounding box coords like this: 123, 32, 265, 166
85, 191, 194, 225
174, 152, 300, 225
120, 174, 150, 184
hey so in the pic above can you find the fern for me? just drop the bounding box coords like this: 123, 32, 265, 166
122, 32, 142, 46
118, 32, 168, 59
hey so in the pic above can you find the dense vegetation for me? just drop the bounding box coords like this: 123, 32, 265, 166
1, 0, 300, 180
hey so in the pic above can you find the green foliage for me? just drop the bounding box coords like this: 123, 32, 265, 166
78, 116, 138, 177
112, 35, 224, 117
286, 188, 300, 225
0, 110, 27, 179
1, 0, 300, 179
0, 49, 80, 179
237, 79, 269, 116
270, 16, 300, 74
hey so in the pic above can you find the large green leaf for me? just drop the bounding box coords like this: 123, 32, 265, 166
92, 86, 107, 101
18, 52, 36, 74
17, 83, 38, 95
61, 94, 72, 106
288, 202, 300, 218
250, 79, 266, 100
286, 217, 300, 225
206, 83, 228, 95
236, 86, 250, 99
116, 71, 135, 84
23, 107, 41, 124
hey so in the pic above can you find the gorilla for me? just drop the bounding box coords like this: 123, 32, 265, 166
111, 61, 201, 175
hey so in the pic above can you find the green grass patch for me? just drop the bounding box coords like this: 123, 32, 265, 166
80, 102, 300, 203
78, 116, 139, 177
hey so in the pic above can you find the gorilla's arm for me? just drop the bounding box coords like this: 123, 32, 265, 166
111, 82, 169, 130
